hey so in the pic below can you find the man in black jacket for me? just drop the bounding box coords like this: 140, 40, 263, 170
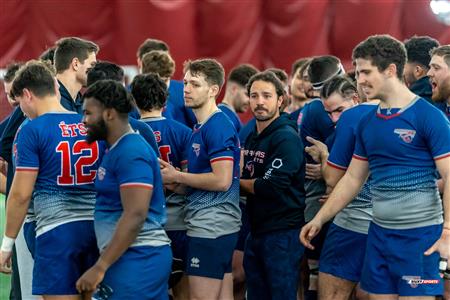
240, 71, 305, 300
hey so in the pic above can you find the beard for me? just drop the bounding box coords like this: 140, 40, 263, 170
432, 79, 450, 103
86, 119, 107, 144
253, 106, 278, 121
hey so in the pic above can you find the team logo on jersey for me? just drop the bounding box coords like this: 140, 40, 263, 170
394, 129, 416, 143
271, 158, 283, 169
98, 167, 106, 181
192, 143, 201, 157
245, 161, 255, 177
190, 257, 200, 268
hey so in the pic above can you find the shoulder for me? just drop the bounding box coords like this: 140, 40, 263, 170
168, 118, 192, 133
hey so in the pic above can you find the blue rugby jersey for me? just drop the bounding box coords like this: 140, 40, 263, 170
185, 111, 241, 238
218, 103, 242, 133
434, 101, 450, 121
327, 103, 377, 234
353, 98, 450, 229
94, 132, 169, 250
141, 116, 191, 230
15, 112, 101, 236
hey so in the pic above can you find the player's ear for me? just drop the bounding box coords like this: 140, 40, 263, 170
209, 84, 220, 99
103, 107, 114, 121
71, 57, 80, 72
22, 88, 33, 102
386, 63, 397, 78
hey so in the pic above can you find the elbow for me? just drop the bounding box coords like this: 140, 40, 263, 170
125, 210, 147, 229
217, 178, 232, 192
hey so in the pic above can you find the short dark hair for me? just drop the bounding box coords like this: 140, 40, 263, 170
352, 34, 406, 80
404, 36, 440, 68
183, 58, 225, 89
430, 45, 450, 67
291, 58, 310, 77
131, 73, 168, 111
54, 37, 99, 73
39, 46, 56, 65
308, 55, 343, 90
87, 61, 124, 87
137, 38, 169, 59
10, 60, 56, 99
266, 68, 288, 84
247, 70, 286, 98
228, 64, 259, 87
141, 50, 175, 78
321, 75, 357, 100
83, 80, 132, 114
4, 62, 24, 83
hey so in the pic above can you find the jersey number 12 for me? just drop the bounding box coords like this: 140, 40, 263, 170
56, 140, 99, 185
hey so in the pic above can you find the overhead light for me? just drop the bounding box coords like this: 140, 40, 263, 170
430, 0, 450, 25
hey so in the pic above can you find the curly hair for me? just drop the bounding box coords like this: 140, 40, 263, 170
130, 73, 168, 111
83, 79, 132, 114
352, 34, 406, 80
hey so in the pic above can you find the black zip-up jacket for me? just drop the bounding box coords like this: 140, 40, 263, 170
242, 114, 306, 236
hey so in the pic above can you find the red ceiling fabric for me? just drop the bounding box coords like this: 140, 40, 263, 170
1, 0, 450, 120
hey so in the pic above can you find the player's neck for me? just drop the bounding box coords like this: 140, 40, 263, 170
56, 73, 82, 101
379, 83, 417, 109
193, 99, 219, 124
107, 120, 133, 146
140, 110, 162, 118
36, 96, 67, 116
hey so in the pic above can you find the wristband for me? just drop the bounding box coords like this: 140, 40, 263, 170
1, 235, 15, 252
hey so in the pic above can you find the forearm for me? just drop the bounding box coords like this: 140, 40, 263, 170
442, 176, 450, 228
177, 171, 231, 192
314, 172, 364, 224
240, 179, 255, 195
5, 194, 30, 238
96, 212, 145, 271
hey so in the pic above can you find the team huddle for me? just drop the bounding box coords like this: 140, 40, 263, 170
0, 33, 449, 300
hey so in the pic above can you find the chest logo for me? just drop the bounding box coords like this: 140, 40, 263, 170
192, 143, 201, 157
98, 167, 106, 181
245, 161, 255, 177
394, 129, 416, 143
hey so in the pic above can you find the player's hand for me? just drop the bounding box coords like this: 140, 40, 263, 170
76, 263, 105, 294
0, 158, 8, 176
299, 219, 323, 250
305, 136, 328, 164
0, 250, 12, 274
319, 193, 329, 204
305, 163, 322, 180
159, 159, 179, 184
424, 227, 450, 260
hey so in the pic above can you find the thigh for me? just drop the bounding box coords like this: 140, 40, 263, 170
262, 229, 304, 300
104, 245, 172, 300
243, 234, 270, 300
318, 272, 356, 300
33, 221, 97, 296
185, 233, 237, 280
319, 223, 367, 282
188, 275, 223, 300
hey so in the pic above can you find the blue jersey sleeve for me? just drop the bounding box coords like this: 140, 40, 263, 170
328, 111, 356, 170
117, 151, 155, 190
129, 118, 160, 157
15, 122, 40, 171
353, 117, 368, 161
421, 106, 450, 160
205, 123, 237, 164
